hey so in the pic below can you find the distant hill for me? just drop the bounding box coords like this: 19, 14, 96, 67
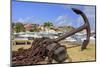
58, 25, 75, 32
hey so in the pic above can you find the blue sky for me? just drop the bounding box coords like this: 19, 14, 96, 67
12, 0, 96, 30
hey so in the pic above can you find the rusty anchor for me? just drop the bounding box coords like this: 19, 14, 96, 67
43, 8, 91, 63
55, 8, 91, 50
12, 8, 91, 66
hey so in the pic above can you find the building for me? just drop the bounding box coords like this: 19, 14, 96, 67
24, 24, 33, 31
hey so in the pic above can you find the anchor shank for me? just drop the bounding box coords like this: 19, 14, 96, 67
55, 24, 86, 42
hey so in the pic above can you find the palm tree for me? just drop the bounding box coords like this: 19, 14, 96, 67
44, 21, 53, 28
43, 21, 53, 32
31, 23, 40, 32
14, 22, 25, 33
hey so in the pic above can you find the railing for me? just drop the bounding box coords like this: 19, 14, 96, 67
12, 40, 33, 45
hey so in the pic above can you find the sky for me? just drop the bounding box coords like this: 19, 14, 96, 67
12, 0, 96, 30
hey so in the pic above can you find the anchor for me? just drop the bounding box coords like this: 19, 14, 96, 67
12, 8, 91, 65
43, 8, 91, 63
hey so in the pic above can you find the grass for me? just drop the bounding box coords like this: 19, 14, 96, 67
64, 42, 96, 62
12, 41, 96, 62
13, 40, 32, 42
12, 45, 31, 51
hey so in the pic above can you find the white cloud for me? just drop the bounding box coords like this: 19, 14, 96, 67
16, 16, 44, 25
62, 5, 82, 10
83, 6, 95, 19
76, 6, 95, 30
55, 15, 74, 26
16, 16, 35, 23
17, 18, 24, 22
77, 16, 84, 27
25, 16, 34, 22
60, 5, 95, 31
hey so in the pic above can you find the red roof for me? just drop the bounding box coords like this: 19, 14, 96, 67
24, 24, 33, 30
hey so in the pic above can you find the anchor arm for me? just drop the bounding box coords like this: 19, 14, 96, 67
72, 8, 91, 50
55, 8, 91, 50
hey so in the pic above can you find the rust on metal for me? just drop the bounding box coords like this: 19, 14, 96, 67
12, 8, 91, 66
